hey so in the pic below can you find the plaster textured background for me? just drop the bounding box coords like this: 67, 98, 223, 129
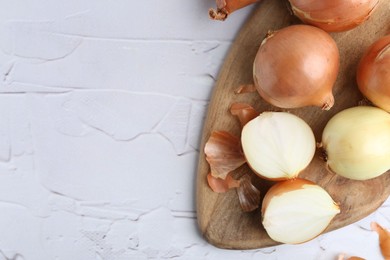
0, 1, 387, 259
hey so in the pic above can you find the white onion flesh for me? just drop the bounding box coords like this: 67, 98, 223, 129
241, 112, 315, 180
262, 179, 340, 244
322, 106, 390, 180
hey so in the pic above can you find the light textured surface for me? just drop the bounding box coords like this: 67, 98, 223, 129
0, 1, 388, 259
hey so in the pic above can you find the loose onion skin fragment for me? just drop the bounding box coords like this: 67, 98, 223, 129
321, 106, 390, 180
209, 0, 260, 21
241, 111, 316, 180
230, 102, 260, 128
289, 0, 379, 32
371, 222, 390, 259
262, 178, 340, 244
207, 172, 240, 193
357, 35, 390, 112
204, 131, 246, 180
337, 255, 365, 260
253, 25, 339, 110
237, 174, 261, 212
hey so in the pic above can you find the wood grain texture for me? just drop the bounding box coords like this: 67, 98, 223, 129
196, 0, 390, 250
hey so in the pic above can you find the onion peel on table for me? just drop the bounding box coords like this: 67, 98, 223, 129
207, 172, 261, 212
371, 222, 390, 259
204, 131, 246, 180
230, 102, 259, 128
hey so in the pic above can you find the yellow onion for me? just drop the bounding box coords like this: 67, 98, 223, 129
357, 35, 390, 112
253, 25, 339, 110
321, 106, 390, 180
241, 111, 316, 180
209, 0, 260, 21
289, 0, 379, 32
262, 178, 340, 244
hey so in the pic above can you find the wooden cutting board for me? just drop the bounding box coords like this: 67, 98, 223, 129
196, 0, 390, 250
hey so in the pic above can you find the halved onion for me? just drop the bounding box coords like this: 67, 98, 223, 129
262, 178, 340, 244
241, 111, 315, 180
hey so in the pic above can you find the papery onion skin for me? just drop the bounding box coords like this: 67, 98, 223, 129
371, 222, 390, 259
237, 174, 261, 212
253, 25, 339, 110
262, 178, 340, 244
207, 172, 240, 193
289, 0, 379, 32
241, 112, 316, 180
357, 35, 390, 112
204, 131, 246, 180
321, 106, 390, 180
230, 102, 260, 128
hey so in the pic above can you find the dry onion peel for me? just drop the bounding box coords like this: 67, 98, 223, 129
253, 25, 339, 110
230, 102, 260, 128
241, 111, 316, 180
234, 84, 257, 94
209, 0, 260, 21
371, 222, 390, 259
357, 35, 390, 112
321, 106, 390, 180
237, 174, 261, 212
262, 178, 340, 244
289, 0, 379, 32
204, 131, 246, 179
207, 172, 240, 193
337, 255, 365, 260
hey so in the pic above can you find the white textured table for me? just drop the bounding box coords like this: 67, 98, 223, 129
0, 1, 388, 259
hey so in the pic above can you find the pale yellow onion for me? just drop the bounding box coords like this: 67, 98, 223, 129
289, 0, 379, 32
357, 35, 390, 112
262, 178, 340, 244
241, 111, 315, 180
253, 25, 339, 110
321, 106, 390, 180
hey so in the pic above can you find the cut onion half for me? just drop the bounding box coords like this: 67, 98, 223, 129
241, 112, 316, 180
262, 178, 340, 244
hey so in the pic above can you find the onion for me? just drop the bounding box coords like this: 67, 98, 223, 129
289, 0, 379, 32
253, 25, 339, 110
241, 111, 315, 180
209, 0, 260, 21
262, 178, 340, 244
321, 106, 390, 180
357, 35, 390, 112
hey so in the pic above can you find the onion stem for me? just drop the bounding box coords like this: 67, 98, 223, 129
209, 0, 261, 21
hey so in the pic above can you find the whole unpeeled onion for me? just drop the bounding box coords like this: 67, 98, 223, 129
289, 0, 379, 32
262, 178, 340, 244
357, 35, 390, 112
321, 106, 390, 180
253, 25, 339, 110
